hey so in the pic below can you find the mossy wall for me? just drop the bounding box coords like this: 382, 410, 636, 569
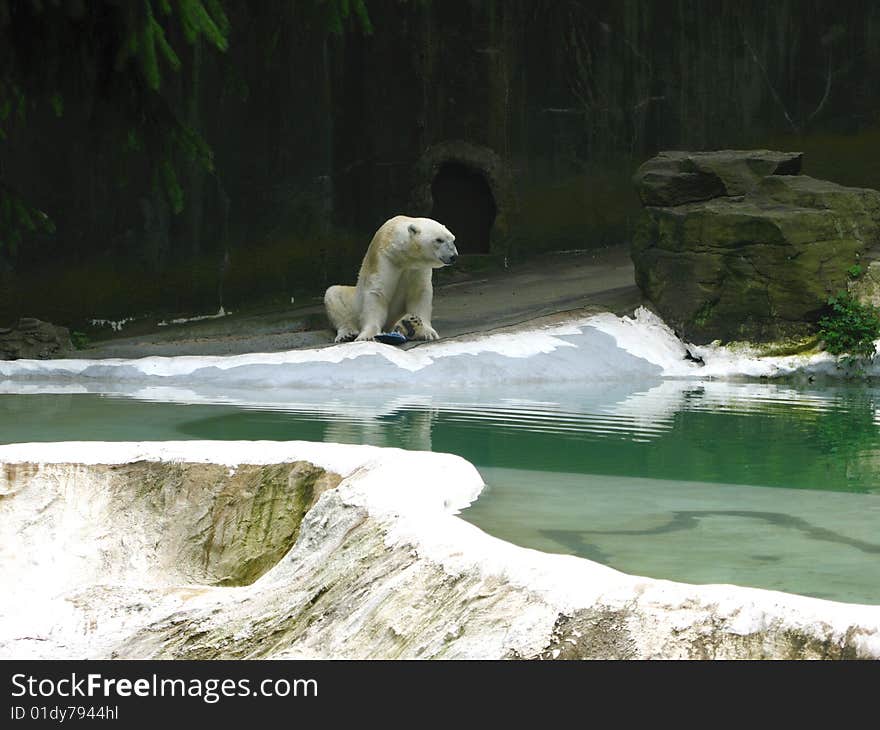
3, 0, 880, 324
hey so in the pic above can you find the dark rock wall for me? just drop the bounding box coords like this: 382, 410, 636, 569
4, 0, 880, 324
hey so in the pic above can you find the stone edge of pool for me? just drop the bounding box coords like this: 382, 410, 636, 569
0, 306, 867, 387
1, 440, 878, 660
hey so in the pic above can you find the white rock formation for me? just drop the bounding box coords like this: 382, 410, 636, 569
2, 441, 878, 659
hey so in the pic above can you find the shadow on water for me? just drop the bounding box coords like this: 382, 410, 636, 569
543, 510, 880, 555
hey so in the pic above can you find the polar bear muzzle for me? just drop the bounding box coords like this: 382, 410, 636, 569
436, 238, 458, 266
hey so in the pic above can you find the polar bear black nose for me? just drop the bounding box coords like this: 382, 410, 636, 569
449, 254, 458, 264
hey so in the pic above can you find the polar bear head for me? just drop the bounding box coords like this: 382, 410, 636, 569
406, 219, 458, 268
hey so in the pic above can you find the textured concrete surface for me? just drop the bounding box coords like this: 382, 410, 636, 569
76, 246, 640, 358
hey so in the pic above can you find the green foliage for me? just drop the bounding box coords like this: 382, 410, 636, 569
0, 185, 55, 255
114, 0, 229, 91
0, 79, 26, 141
48, 91, 63, 117
0, 0, 374, 254
159, 158, 185, 215
177, 0, 230, 49
323, 0, 373, 36
0, 0, 232, 245
693, 300, 716, 328
847, 264, 864, 279
70, 331, 90, 350
818, 291, 880, 363
126, 129, 142, 152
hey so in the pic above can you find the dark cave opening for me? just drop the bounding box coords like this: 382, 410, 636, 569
430, 162, 497, 255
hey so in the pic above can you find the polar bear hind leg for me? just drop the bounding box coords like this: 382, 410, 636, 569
324, 285, 359, 342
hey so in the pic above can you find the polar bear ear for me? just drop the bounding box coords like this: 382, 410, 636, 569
408, 223, 420, 236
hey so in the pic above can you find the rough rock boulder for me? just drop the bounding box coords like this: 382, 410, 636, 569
631, 150, 880, 343
0, 317, 73, 360
634, 149, 803, 207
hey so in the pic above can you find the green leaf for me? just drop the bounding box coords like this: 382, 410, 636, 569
152, 18, 181, 73
49, 91, 63, 117
352, 0, 373, 34
140, 18, 161, 90
160, 157, 185, 214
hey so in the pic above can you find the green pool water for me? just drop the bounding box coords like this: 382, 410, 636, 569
2, 380, 880, 604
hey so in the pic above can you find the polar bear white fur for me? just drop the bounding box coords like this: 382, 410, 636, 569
324, 215, 458, 342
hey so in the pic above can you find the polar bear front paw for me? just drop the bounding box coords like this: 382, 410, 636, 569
334, 329, 358, 343
392, 314, 439, 341
355, 325, 381, 342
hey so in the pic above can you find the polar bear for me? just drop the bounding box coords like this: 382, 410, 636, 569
324, 215, 458, 342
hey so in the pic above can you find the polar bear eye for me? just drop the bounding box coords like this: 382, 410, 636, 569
435, 237, 444, 243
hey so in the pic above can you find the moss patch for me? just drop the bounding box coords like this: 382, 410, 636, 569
109, 460, 341, 588
754, 334, 822, 357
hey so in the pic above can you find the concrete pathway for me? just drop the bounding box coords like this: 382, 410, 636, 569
79, 245, 640, 358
